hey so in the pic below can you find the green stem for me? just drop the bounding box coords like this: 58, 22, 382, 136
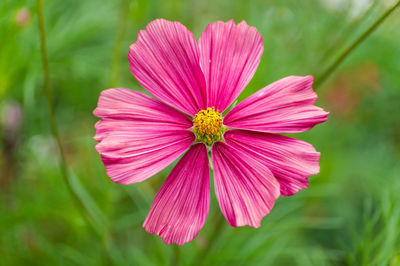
37, 0, 70, 198
192, 153, 225, 265
194, 212, 225, 266
317, 0, 379, 66
171, 245, 181, 266
314, 0, 400, 88
37, 2, 118, 265
36, 0, 100, 236
109, 0, 130, 88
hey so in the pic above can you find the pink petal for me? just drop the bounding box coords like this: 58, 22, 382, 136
198, 20, 263, 112
224, 130, 320, 196
224, 75, 329, 133
129, 19, 207, 116
143, 143, 209, 245
212, 142, 280, 228
94, 88, 195, 184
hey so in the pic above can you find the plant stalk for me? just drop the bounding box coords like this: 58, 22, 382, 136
194, 212, 225, 266
36, 0, 101, 236
109, 0, 130, 87
314, 0, 400, 88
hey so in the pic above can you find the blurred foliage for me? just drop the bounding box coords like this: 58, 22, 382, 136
1, 0, 400, 265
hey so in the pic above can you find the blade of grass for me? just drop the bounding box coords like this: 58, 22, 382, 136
68, 171, 108, 235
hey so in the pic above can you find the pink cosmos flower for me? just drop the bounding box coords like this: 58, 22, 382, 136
94, 19, 328, 245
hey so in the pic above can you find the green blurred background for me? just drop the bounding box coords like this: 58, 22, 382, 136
1, 0, 400, 265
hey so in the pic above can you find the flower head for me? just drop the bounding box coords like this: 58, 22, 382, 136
94, 19, 329, 245
15, 8, 31, 27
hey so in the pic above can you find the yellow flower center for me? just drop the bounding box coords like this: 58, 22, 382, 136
193, 107, 225, 146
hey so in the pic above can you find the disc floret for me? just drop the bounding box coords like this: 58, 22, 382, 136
193, 107, 225, 146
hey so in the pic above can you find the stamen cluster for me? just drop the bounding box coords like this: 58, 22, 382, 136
193, 107, 225, 145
